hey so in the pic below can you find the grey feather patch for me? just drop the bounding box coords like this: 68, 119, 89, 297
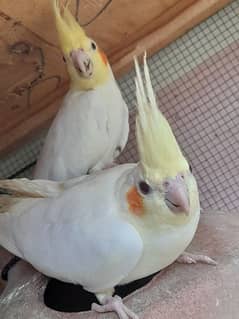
0, 187, 43, 198
0, 188, 13, 196
0, 195, 20, 214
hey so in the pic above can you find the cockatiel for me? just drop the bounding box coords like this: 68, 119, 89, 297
0, 55, 215, 319
34, 0, 129, 181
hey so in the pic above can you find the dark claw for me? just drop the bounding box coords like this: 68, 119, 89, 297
116, 146, 122, 153
1, 256, 21, 281
84, 60, 91, 71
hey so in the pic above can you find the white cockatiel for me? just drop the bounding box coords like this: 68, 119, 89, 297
0, 55, 215, 319
34, 0, 129, 181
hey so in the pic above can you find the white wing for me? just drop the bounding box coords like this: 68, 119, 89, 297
0, 165, 142, 292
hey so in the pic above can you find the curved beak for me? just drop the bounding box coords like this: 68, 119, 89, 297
164, 174, 190, 215
70, 48, 93, 78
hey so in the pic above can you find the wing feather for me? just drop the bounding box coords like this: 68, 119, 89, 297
0, 164, 142, 291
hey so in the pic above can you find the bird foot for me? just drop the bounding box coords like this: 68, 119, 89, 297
92, 295, 138, 319
177, 252, 217, 265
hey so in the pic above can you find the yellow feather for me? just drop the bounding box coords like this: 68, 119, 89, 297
52, 0, 110, 90
134, 53, 189, 182
52, 0, 86, 54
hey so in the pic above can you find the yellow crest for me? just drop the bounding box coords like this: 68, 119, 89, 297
134, 54, 189, 182
52, 0, 87, 55
52, 0, 110, 90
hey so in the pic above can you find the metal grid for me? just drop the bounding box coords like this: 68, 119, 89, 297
1, 0, 239, 212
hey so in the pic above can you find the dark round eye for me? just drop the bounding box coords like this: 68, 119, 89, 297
189, 164, 192, 173
138, 181, 151, 195
91, 41, 97, 50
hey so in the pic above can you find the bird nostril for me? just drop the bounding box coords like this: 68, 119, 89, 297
84, 59, 91, 71
177, 173, 185, 180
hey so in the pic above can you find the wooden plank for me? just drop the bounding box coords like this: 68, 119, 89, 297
108, 0, 196, 65
0, 0, 58, 47
111, 0, 233, 76
0, 0, 192, 57
0, 0, 233, 156
0, 10, 68, 135
0, 86, 68, 155
82, 0, 175, 53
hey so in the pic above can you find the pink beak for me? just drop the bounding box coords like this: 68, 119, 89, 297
70, 48, 93, 78
164, 174, 190, 215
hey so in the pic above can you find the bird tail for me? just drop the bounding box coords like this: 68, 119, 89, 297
0, 178, 62, 214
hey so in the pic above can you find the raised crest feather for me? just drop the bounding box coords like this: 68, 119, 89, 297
134, 53, 189, 181
52, 0, 86, 54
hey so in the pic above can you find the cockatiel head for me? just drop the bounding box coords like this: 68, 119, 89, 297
126, 54, 199, 225
53, 0, 110, 90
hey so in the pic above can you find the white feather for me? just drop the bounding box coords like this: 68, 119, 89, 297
34, 78, 129, 181
0, 165, 143, 292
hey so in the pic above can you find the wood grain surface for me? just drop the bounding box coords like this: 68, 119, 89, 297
0, 0, 232, 155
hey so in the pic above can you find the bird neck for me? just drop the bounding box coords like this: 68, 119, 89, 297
69, 64, 114, 92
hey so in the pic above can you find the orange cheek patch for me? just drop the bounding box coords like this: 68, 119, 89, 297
126, 187, 144, 216
99, 49, 108, 65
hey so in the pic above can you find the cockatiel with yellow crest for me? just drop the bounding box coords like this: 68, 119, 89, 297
0, 55, 215, 319
34, 0, 129, 180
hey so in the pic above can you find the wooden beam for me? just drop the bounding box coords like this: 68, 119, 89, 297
0, 0, 233, 156
0, 85, 68, 156
111, 0, 233, 77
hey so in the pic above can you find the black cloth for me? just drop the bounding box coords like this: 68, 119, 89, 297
44, 271, 159, 312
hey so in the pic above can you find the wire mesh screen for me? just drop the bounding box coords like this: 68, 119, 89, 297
0, 0, 239, 212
